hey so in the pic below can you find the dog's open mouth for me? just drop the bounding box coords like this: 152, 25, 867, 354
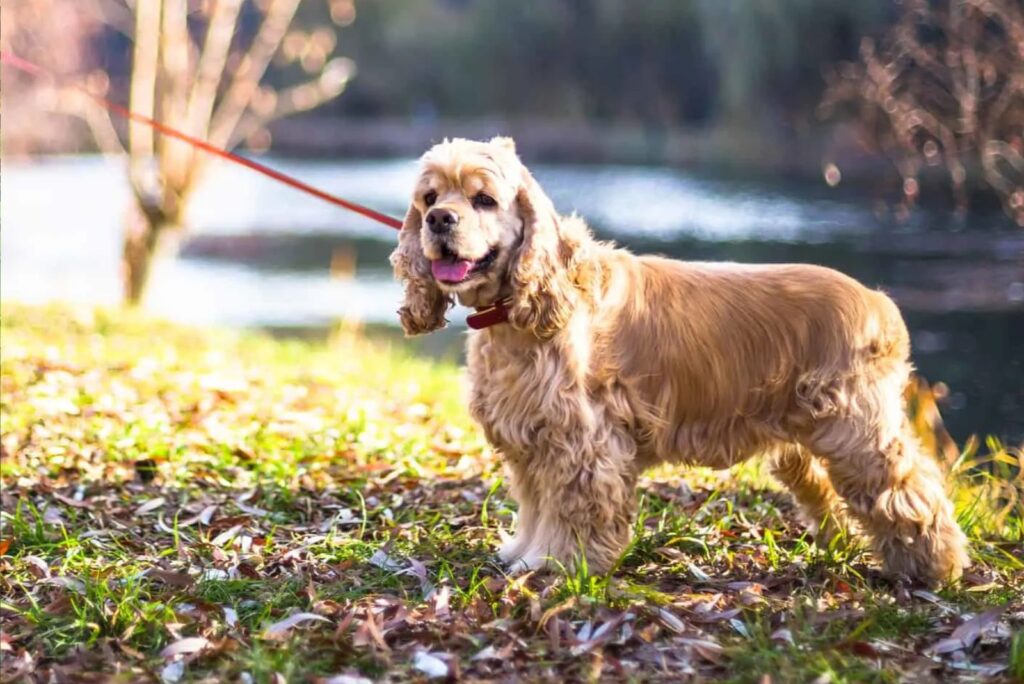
431, 245, 498, 284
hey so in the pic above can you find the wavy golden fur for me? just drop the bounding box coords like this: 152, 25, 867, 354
391, 137, 969, 585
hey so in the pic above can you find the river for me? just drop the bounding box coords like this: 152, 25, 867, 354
2, 155, 1021, 443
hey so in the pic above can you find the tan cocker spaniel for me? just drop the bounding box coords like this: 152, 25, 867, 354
390, 137, 969, 586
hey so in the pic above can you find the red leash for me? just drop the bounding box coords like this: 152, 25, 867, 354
0, 50, 403, 231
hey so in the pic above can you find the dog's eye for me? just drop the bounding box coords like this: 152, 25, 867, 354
423, 191, 438, 207
473, 193, 497, 209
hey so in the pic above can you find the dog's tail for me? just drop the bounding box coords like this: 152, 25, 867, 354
865, 288, 912, 371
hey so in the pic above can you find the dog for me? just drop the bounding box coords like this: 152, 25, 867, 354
390, 136, 970, 585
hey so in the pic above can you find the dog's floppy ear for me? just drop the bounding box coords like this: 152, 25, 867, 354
389, 204, 451, 335
508, 169, 583, 338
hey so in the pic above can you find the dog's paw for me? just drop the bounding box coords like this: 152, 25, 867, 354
498, 535, 551, 574
502, 555, 532, 574
498, 534, 527, 564
878, 513, 970, 586
808, 518, 856, 549
501, 549, 549, 574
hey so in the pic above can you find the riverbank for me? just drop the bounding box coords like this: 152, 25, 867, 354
267, 115, 1012, 214
269, 115, 857, 181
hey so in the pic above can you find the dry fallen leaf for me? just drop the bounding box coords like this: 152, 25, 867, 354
160, 660, 185, 683
692, 608, 742, 624
211, 524, 243, 547
657, 607, 687, 634
688, 563, 712, 582
316, 676, 373, 684
22, 556, 49, 578
848, 641, 881, 657
43, 594, 73, 615
928, 606, 1007, 655
178, 505, 218, 527
369, 548, 403, 571
471, 645, 501, 662
39, 576, 85, 594
571, 613, 631, 655
912, 589, 957, 614
160, 637, 211, 659
42, 506, 65, 526
235, 492, 270, 517
431, 585, 450, 619
681, 637, 724, 664
147, 569, 193, 587
396, 556, 435, 598
354, 609, 390, 651
135, 497, 166, 516
729, 618, 751, 638
412, 651, 449, 679
262, 612, 331, 640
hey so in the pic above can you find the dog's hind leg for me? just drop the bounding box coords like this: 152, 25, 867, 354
802, 373, 969, 585
769, 444, 851, 545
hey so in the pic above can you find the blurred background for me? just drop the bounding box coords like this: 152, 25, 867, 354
1, 0, 1022, 443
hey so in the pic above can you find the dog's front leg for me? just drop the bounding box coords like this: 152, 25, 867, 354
500, 429, 638, 574
497, 458, 541, 567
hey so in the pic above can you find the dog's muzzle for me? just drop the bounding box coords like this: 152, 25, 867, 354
426, 208, 459, 235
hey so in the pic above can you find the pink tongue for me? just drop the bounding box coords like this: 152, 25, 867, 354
432, 258, 473, 282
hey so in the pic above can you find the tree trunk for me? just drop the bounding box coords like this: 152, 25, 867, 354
122, 200, 181, 306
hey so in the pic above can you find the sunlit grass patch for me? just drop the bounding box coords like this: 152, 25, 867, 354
1, 302, 1021, 682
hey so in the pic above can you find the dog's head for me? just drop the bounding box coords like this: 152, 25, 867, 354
390, 136, 590, 337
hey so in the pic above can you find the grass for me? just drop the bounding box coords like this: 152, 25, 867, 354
1, 302, 1021, 683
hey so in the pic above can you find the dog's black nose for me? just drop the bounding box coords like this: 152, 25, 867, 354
426, 208, 459, 234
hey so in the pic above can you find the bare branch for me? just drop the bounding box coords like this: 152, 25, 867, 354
821, 0, 1024, 223
157, 0, 193, 189
208, 0, 301, 149
52, 87, 126, 156
227, 57, 354, 148
128, 0, 160, 164
186, 0, 244, 140
179, 0, 245, 191
982, 141, 1024, 197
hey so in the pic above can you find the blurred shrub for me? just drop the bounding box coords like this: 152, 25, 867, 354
821, 0, 1024, 224
315, 0, 888, 132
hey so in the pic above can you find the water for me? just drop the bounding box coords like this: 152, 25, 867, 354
2, 155, 1022, 443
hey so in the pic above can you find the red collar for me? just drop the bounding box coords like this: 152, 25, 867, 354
466, 299, 511, 330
